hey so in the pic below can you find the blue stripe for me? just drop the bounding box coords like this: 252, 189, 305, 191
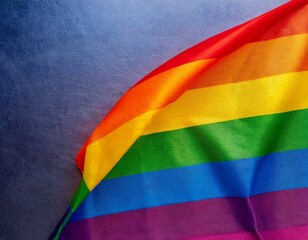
71, 149, 308, 221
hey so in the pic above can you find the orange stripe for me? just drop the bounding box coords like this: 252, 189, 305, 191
76, 33, 308, 171
193, 34, 308, 88
76, 59, 215, 170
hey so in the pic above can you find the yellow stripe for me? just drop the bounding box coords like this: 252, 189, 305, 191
84, 71, 308, 190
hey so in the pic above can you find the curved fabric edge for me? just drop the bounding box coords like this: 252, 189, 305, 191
59, 188, 308, 240
76, 1, 308, 171
51, 1, 308, 238
72, 149, 308, 221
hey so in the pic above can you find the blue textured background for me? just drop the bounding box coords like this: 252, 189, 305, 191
0, 1, 287, 239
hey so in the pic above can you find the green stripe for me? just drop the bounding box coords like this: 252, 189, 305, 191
70, 179, 89, 211
106, 108, 308, 180
54, 179, 90, 239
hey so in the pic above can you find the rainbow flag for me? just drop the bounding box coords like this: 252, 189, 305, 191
51, 1, 308, 239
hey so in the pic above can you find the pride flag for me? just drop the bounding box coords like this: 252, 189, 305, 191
51, 0, 308, 239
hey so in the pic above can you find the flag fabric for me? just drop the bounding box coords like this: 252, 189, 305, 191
51, 0, 308, 239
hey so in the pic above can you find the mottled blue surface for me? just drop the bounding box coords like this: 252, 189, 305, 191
0, 1, 287, 239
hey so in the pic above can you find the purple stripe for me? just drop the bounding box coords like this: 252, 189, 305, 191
261, 225, 308, 240
60, 188, 308, 240
191, 225, 308, 240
